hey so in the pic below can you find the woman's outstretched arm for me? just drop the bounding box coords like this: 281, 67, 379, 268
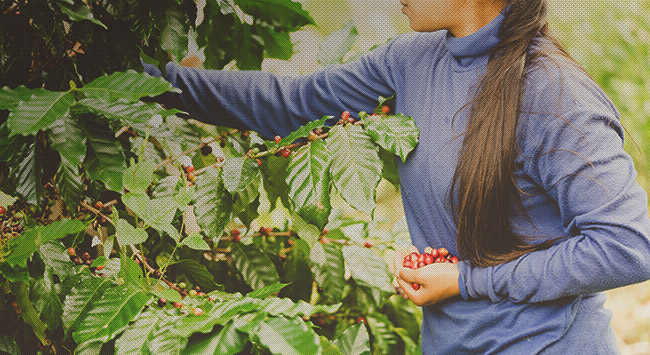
142, 34, 414, 139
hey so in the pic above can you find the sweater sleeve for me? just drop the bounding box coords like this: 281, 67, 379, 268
142, 35, 407, 139
458, 104, 650, 304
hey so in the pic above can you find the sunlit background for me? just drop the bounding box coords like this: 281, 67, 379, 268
187, 1, 650, 353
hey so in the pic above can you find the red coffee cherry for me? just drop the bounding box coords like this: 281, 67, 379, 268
430, 248, 439, 258
450, 256, 459, 264
341, 111, 351, 120
381, 105, 390, 114
157, 298, 167, 307
423, 253, 434, 265
438, 248, 449, 257
257, 159, 263, 166
403, 260, 414, 269
364, 242, 372, 248
0, 206, 5, 215
193, 308, 204, 316
435, 256, 445, 263
274, 135, 281, 144
94, 201, 103, 210
282, 149, 291, 158
186, 165, 195, 173
411, 283, 420, 290
173, 302, 182, 309
417, 261, 426, 268
67, 247, 76, 256
96, 265, 104, 271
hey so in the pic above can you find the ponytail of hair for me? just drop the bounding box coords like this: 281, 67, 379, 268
450, 0, 573, 267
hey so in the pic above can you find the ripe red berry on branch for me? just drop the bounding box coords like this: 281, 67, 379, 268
364, 242, 372, 248
186, 165, 195, 173
0, 206, 5, 215
67, 247, 76, 256
282, 149, 291, 158
382, 105, 390, 114
341, 111, 351, 120
274, 135, 281, 144
94, 201, 103, 210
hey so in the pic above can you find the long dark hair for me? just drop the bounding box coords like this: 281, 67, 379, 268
450, 0, 578, 267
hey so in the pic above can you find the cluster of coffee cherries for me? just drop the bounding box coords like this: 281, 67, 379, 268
84, 201, 110, 230
0, 205, 24, 244
274, 135, 292, 158
403, 248, 459, 290
157, 284, 215, 316
67, 247, 104, 275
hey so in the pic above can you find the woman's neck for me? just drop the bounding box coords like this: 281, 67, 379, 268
448, 1, 507, 38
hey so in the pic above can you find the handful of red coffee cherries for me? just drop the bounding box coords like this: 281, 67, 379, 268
403, 248, 459, 290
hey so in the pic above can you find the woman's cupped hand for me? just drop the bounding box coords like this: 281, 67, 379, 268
392, 246, 462, 307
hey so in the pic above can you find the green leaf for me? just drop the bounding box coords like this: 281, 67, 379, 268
290, 213, 321, 247
183, 321, 248, 355
146, 312, 187, 354
253, 316, 320, 355
257, 296, 340, 318
5, 219, 86, 267
121, 193, 178, 237
258, 25, 293, 60
72, 285, 150, 344
40, 269, 64, 331
119, 254, 145, 287
74, 97, 162, 126
82, 119, 127, 192
115, 218, 149, 246
229, 22, 263, 70
321, 336, 344, 355
0, 85, 46, 111
287, 140, 331, 230
247, 283, 290, 298
56, 0, 107, 29
80, 70, 181, 103
223, 157, 260, 194
56, 164, 84, 212
328, 125, 382, 216
281, 239, 313, 302
0, 123, 31, 163
63, 277, 111, 337
379, 147, 400, 191
49, 113, 87, 167
231, 243, 280, 290
194, 168, 233, 241
342, 246, 393, 293
259, 155, 291, 211
153, 3, 190, 63
310, 242, 346, 304
363, 113, 419, 163
9, 139, 43, 206
11, 282, 47, 342
0, 334, 21, 355
180, 232, 210, 250
122, 160, 156, 193
334, 323, 371, 355
366, 313, 399, 354
167, 259, 218, 291
39, 241, 76, 280
7, 91, 74, 137
232, 177, 260, 227
318, 21, 358, 66
234, 0, 315, 31
0, 263, 28, 282
114, 308, 159, 355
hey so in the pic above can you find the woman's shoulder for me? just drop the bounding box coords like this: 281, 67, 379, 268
522, 38, 619, 121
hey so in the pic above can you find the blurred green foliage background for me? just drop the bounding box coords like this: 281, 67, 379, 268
273, 1, 650, 353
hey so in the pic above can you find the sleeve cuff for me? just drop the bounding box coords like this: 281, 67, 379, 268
458, 266, 469, 300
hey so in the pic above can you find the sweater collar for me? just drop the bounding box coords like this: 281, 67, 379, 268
444, 9, 506, 59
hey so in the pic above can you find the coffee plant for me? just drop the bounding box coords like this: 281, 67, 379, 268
0, 0, 423, 354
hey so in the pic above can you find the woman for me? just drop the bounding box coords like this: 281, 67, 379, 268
144, 0, 650, 353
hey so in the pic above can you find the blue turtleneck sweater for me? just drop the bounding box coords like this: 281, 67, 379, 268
144, 10, 650, 354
